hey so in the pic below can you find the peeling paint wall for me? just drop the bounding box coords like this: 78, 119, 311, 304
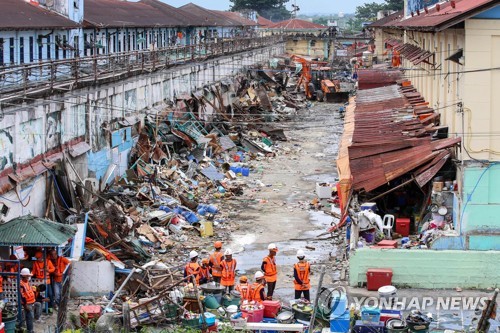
0, 43, 285, 221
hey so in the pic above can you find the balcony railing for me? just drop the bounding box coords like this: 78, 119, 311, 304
0, 35, 284, 103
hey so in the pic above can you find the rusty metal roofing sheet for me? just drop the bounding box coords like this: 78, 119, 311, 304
386, 0, 500, 32
139, 0, 205, 26
0, 0, 79, 30
337, 82, 460, 193
257, 15, 274, 28
84, 0, 196, 28
178, 3, 243, 27
357, 69, 403, 90
369, 10, 404, 27
268, 18, 326, 30
212, 11, 257, 26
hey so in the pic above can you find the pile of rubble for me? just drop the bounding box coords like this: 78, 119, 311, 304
56, 68, 311, 330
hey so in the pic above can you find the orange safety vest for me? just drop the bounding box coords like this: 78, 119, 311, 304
221, 259, 236, 287
32, 260, 55, 284
235, 283, 252, 302
200, 266, 210, 281
185, 262, 201, 284
293, 261, 311, 291
251, 283, 265, 303
263, 256, 277, 283
53, 256, 71, 283
209, 251, 223, 277
20, 280, 35, 305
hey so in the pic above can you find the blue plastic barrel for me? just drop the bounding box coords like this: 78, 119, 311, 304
241, 168, 250, 177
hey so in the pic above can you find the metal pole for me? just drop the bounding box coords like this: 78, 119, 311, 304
192, 275, 207, 331
105, 269, 137, 311
308, 265, 326, 333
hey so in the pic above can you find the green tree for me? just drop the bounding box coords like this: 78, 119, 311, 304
313, 17, 329, 26
355, 2, 385, 22
230, 0, 289, 12
383, 0, 404, 11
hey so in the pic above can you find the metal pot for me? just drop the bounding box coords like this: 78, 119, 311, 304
226, 305, 239, 316
200, 282, 226, 294
276, 311, 295, 324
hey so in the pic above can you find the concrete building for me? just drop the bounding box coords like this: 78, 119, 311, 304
0, 0, 282, 222
346, 0, 500, 289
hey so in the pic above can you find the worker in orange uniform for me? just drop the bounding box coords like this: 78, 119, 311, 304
199, 258, 211, 285
293, 250, 311, 301
209, 241, 224, 283
184, 250, 201, 285
5, 254, 20, 278
221, 248, 237, 293
261, 243, 278, 299
251, 271, 266, 303
49, 249, 71, 307
19, 268, 35, 333
235, 276, 251, 302
32, 251, 55, 312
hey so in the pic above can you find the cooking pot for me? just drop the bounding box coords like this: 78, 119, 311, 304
276, 311, 295, 324
200, 282, 226, 294
292, 304, 313, 322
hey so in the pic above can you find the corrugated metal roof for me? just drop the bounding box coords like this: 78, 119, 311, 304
268, 18, 326, 30
212, 11, 257, 27
357, 68, 403, 90
0, 0, 79, 30
0, 215, 76, 246
337, 81, 460, 193
257, 15, 274, 28
139, 0, 204, 26
386, 0, 500, 31
178, 3, 243, 27
369, 10, 404, 27
84, 0, 195, 28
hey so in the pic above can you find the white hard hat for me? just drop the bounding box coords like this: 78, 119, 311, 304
20, 268, 32, 276
224, 248, 233, 256
268, 243, 277, 250
297, 249, 305, 258
254, 271, 264, 280
189, 250, 199, 259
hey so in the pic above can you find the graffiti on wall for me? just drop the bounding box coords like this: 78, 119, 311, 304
0, 128, 14, 170
407, 0, 441, 15
18, 119, 43, 163
46, 112, 62, 150
125, 89, 137, 114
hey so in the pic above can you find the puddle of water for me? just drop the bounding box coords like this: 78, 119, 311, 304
303, 173, 338, 183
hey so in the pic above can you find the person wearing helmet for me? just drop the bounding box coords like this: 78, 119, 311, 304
184, 250, 201, 285
251, 271, 266, 303
221, 248, 237, 292
32, 251, 55, 312
209, 241, 224, 283
235, 275, 251, 302
19, 268, 35, 333
261, 243, 278, 299
199, 258, 211, 285
293, 249, 311, 301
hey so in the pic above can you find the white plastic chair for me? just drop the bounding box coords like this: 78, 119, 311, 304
382, 214, 395, 238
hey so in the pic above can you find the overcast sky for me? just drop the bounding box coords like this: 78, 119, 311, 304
161, 0, 386, 14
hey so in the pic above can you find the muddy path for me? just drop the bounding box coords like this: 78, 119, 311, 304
223, 103, 346, 301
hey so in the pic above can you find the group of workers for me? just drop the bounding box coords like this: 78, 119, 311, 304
184, 241, 311, 302
0, 248, 71, 333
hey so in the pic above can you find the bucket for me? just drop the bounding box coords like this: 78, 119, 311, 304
3, 320, 15, 333
204, 295, 221, 309
241, 307, 264, 323
222, 295, 241, 308
241, 168, 250, 177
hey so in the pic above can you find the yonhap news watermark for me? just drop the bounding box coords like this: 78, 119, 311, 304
351, 296, 490, 311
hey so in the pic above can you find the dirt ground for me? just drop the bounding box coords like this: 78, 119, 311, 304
223, 102, 347, 302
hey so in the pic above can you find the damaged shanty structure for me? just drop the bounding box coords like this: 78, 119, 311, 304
0, 66, 306, 331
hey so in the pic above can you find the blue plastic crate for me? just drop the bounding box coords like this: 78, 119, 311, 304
261, 317, 278, 333
330, 310, 350, 333
200, 312, 216, 326
361, 306, 381, 324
